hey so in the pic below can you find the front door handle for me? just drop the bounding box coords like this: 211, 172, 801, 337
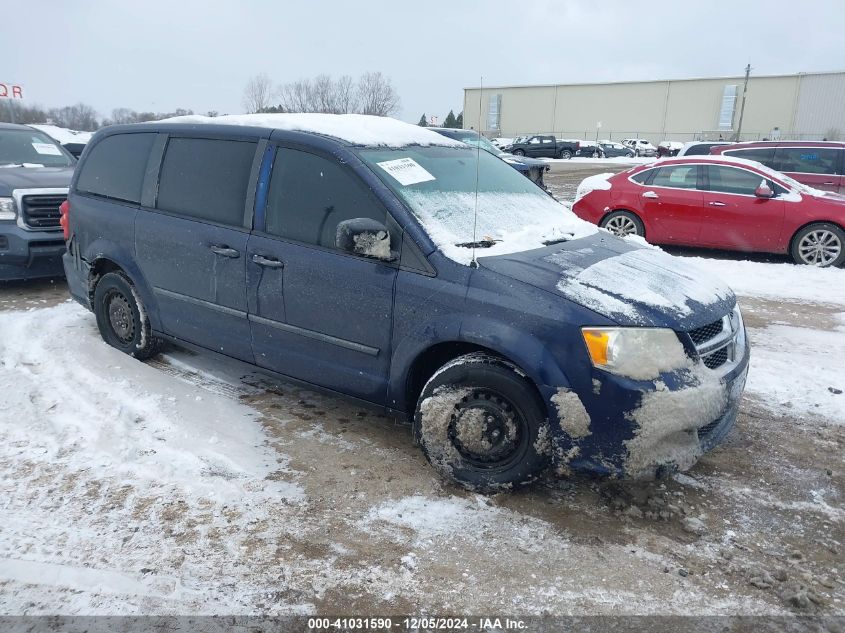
252, 254, 284, 268
823, 181, 836, 185
708, 201, 727, 207
209, 244, 240, 258
642, 191, 659, 199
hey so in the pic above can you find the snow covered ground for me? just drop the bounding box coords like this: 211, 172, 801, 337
1, 248, 843, 616
29, 124, 93, 146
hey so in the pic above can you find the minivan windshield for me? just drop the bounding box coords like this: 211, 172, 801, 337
357, 146, 596, 264
0, 128, 75, 167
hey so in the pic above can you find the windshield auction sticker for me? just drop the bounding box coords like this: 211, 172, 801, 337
31, 142, 63, 156
376, 157, 435, 186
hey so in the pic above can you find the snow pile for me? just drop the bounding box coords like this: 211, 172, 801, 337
574, 172, 613, 203
745, 323, 845, 424
402, 190, 597, 265
29, 124, 93, 145
158, 113, 463, 148
0, 302, 302, 502
674, 256, 845, 305
549, 247, 733, 322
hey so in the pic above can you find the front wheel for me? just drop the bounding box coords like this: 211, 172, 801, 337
559, 149, 572, 159
790, 223, 845, 267
601, 210, 644, 238
415, 353, 551, 493
93, 271, 162, 359
512, 149, 525, 156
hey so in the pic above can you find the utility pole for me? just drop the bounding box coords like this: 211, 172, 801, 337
734, 63, 751, 141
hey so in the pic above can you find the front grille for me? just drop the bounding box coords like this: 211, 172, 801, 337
686, 309, 743, 373
689, 319, 724, 345
21, 194, 66, 230
702, 347, 728, 369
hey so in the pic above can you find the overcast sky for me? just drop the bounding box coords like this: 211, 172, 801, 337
4, 0, 844, 123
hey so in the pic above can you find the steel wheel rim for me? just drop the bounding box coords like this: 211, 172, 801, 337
605, 216, 638, 237
448, 390, 526, 470
107, 292, 135, 343
798, 230, 841, 266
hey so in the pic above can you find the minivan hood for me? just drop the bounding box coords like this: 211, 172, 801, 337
480, 233, 735, 329
0, 166, 73, 196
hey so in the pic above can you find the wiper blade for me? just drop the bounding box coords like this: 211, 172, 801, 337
455, 238, 501, 249
542, 234, 575, 245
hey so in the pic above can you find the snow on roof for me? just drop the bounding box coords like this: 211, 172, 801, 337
158, 113, 464, 148
29, 124, 93, 145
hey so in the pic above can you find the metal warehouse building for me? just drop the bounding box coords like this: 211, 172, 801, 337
463, 70, 845, 143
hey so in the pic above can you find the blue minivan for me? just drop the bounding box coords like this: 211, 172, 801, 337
62, 114, 748, 492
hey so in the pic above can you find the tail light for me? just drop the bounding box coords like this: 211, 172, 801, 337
575, 141, 580, 150
59, 199, 70, 240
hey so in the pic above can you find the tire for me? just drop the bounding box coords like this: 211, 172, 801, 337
790, 223, 845, 267
591, 151, 600, 158
93, 271, 162, 359
513, 149, 525, 156
559, 149, 572, 160
415, 352, 551, 493
601, 210, 645, 238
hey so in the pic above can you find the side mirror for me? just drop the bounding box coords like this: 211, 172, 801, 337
755, 180, 774, 199
335, 218, 396, 261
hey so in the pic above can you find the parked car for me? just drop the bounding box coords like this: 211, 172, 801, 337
621, 138, 657, 157
62, 114, 747, 490
0, 122, 75, 281
573, 155, 845, 267
598, 141, 635, 158
502, 135, 580, 159
656, 141, 684, 157
710, 141, 845, 194
575, 142, 601, 158
430, 128, 549, 189
676, 141, 732, 156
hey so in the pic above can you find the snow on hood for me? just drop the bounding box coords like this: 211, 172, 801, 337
575, 173, 613, 203
158, 113, 464, 148
548, 245, 734, 324
481, 234, 734, 327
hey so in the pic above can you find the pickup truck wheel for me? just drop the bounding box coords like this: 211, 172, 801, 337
93, 272, 162, 359
559, 149, 572, 159
601, 211, 644, 237
512, 149, 525, 156
415, 352, 551, 493
591, 151, 600, 158
790, 223, 845, 267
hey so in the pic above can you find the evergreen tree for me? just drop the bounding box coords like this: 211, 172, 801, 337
456, 111, 463, 128
443, 110, 457, 128
417, 113, 428, 127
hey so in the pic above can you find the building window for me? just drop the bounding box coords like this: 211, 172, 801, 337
718, 84, 738, 130
486, 94, 501, 132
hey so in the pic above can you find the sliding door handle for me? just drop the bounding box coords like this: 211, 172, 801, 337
209, 244, 240, 258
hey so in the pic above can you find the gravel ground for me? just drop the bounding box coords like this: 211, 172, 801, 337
0, 215, 843, 617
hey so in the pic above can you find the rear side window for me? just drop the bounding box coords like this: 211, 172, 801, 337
76, 133, 156, 203
157, 138, 257, 226
724, 147, 776, 166
776, 147, 840, 174
630, 169, 653, 184
706, 165, 764, 195
264, 148, 385, 250
650, 165, 698, 189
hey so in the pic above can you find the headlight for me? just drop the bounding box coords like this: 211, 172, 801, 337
0, 197, 15, 221
581, 327, 691, 380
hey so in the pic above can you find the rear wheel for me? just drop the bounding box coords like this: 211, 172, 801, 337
93, 271, 162, 359
790, 223, 845, 267
591, 151, 600, 158
559, 149, 572, 159
415, 353, 551, 493
601, 211, 644, 238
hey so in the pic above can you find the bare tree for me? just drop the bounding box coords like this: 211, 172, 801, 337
242, 73, 273, 113
110, 107, 138, 124
356, 71, 400, 117
47, 103, 99, 131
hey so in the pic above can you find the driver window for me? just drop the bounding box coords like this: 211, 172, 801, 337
529, 137, 541, 144
706, 165, 766, 196
265, 148, 387, 250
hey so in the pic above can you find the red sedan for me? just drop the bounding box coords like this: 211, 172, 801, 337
572, 156, 845, 267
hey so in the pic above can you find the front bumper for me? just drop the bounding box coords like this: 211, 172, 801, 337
549, 333, 750, 479
0, 223, 66, 281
